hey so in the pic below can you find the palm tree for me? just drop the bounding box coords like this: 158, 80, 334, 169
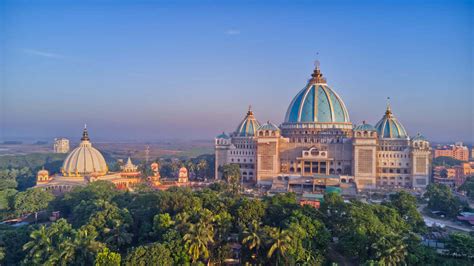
104, 220, 132, 251
266, 227, 292, 265
73, 228, 104, 265
23, 225, 53, 264
242, 220, 262, 259
197, 160, 209, 179
183, 219, 214, 262
372, 235, 407, 266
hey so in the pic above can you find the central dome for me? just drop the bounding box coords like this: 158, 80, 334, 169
61, 127, 108, 177
283, 65, 350, 125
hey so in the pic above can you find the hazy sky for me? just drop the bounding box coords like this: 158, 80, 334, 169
1, 0, 472, 143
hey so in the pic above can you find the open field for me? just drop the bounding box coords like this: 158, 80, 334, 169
0, 140, 214, 161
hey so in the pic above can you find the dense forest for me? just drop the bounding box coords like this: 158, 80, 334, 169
1, 181, 473, 265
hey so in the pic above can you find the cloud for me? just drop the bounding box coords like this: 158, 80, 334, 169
225, 29, 241, 35
22, 49, 65, 59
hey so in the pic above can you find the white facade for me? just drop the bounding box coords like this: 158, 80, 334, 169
53, 138, 70, 153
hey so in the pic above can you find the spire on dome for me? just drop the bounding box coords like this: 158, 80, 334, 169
81, 124, 90, 141
385, 97, 392, 116
309, 59, 327, 84
247, 105, 253, 116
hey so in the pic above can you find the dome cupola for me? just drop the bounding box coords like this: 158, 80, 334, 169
375, 103, 409, 139
61, 126, 108, 177
282, 63, 350, 128
354, 121, 377, 131
234, 106, 261, 137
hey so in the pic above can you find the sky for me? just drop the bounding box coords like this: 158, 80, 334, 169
0, 0, 472, 143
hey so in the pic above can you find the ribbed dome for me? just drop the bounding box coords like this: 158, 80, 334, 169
216, 132, 230, 139
283, 66, 350, 125
258, 121, 280, 131
412, 133, 427, 141
61, 127, 108, 177
354, 122, 377, 131
235, 107, 260, 137
375, 106, 409, 139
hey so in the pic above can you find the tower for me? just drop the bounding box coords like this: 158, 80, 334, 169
410, 134, 431, 188
255, 121, 281, 185
352, 121, 378, 190
215, 132, 231, 179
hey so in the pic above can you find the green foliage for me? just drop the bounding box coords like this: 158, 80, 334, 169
444, 233, 474, 259
459, 176, 474, 200
221, 164, 242, 194
384, 191, 425, 233
124, 243, 173, 266
0, 188, 17, 210
22, 219, 104, 265
0, 225, 31, 265
433, 156, 464, 166
95, 247, 121, 266
425, 183, 467, 217
13, 188, 54, 216
3, 179, 467, 265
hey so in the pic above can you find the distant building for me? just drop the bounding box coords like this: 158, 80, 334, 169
178, 167, 189, 183
37, 127, 140, 193
453, 162, 474, 187
53, 138, 70, 153
215, 63, 432, 191
434, 143, 469, 161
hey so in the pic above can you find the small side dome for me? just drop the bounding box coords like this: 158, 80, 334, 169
354, 121, 376, 131
216, 132, 230, 139
375, 104, 409, 139
235, 106, 260, 137
258, 121, 280, 131
412, 133, 427, 141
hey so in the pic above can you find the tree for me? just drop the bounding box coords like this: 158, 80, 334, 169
265, 227, 293, 264
124, 243, 173, 266
384, 191, 425, 233
444, 233, 474, 258
425, 183, 466, 217
22, 225, 53, 264
242, 220, 262, 260
372, 234, 407, 265
183, 217, 214, 262
221, 164, 241, 194
0, 188, 17, 211
236, 198, 266, 229
23, 219, 103, 265
459, 176, 474, 200
13, 188, 54, 216
95, 247, 121, 266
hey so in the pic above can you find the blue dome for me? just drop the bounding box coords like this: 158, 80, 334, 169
235, 108, 260, 137
375, 106, 408, 139
216, 132, 230, 139
412, 133, 427, 141
354, 122, 376, 131
258, 121, 280, 131
284, 67, 350, 124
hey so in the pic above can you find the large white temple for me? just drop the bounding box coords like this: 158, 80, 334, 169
215, 63, 432, 190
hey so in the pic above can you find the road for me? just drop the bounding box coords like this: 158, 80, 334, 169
417, 204, 473, 233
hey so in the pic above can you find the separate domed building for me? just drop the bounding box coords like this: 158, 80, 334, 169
215, 62, 431, 190
215, 107, 260, 181
36, 126, 141, 193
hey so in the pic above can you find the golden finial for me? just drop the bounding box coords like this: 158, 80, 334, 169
247, 105, 253, 116
385, 97, 392, 116
309, 55, 326, 84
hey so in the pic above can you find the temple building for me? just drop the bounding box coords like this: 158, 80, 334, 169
36, 126, 141, 193
216, 63, 432, 190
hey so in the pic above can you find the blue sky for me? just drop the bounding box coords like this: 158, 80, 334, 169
1, 0, 472, 142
